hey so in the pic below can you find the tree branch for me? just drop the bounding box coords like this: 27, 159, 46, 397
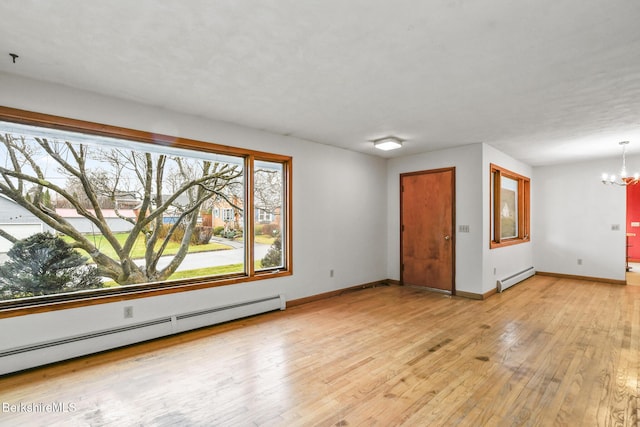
0, 228, 18, 244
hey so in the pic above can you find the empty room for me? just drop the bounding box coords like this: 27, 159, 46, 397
0, 1, 639, 425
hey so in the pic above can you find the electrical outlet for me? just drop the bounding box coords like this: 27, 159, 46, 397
124, 306, 133, 319
611, 224, 620, 231
330, 269, 334, 278
577, 259, 583, 265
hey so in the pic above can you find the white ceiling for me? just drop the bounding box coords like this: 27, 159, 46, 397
1, 0, 640, 166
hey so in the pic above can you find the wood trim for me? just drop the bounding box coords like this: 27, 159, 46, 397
0, 106, 292, 161
535, 271, 626, 286
489, 163, 531, 249
455, 290, 483, 300
451, 169, 456, 295
523, 178, 530, 240
489, 237, 532, 249
493, 168, 502, 243
484, 287, 498, 299
285, 159, 293, 273
246, 156, 255, 277
455, 288, 498, 300
287, 280, 389, 308
0, 106, 293, 317
0, 270, 293, 319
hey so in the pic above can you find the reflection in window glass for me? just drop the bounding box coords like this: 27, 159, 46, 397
254, 161, 284, 270
500, 176, 518, 239
0, 121, 246, 300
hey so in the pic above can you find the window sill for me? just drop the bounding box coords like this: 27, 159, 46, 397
490, 237, 530, 249
0, 270, 292, 319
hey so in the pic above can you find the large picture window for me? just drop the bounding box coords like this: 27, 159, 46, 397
0, 107, 291, 312
490, 164, 530, 248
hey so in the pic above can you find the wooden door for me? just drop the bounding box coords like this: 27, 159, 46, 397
400, 168, 455, 293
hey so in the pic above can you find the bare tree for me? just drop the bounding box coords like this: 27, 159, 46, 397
0, 133, 242, 285
254, 166, 282, 215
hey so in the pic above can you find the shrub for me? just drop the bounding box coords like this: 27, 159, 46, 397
254, 223, 264, 235
261, 223, 280, 236
260, 232, 282, 268
152, 223, 213, 245
170, 225, 186, 243
154, 223, 186, 243
213, 226, 225, 236
221, 228, 243, 240
155, 223, 171, 239
0, 232, 103, 299
193, 226, 213, 245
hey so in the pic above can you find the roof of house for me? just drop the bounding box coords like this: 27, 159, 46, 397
55, 208, 137, 219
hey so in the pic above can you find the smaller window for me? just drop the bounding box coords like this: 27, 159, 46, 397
257, 208, 274, 223
222, 208, 234, 222
490, 164, 530, 248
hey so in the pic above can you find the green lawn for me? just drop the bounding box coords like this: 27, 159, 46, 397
66, 231, 276, 287
63, 232, 233, 260
102, 262, 265, 287
254, 234, 276, 245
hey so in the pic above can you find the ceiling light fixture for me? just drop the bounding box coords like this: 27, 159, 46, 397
602, 141, 639, 186
373, 136, 403, 151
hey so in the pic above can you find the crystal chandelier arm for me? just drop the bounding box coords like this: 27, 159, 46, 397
602, 141, 639, 186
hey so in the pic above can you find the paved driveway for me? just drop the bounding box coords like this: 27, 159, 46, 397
148, 241, 271, 272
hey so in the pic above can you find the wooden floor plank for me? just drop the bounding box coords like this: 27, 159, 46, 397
0, 276, 639, 426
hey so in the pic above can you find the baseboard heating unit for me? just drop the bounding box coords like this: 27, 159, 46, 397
497, 267, 535, 292
0, 294, 285, 375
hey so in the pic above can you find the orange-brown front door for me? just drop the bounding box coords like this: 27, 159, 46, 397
401, 168, 455, 293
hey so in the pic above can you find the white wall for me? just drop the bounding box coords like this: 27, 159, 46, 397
533, 157, 627, 281
482, 144, 534, 293
0, 73, 388, 368
386, 144, 484, 295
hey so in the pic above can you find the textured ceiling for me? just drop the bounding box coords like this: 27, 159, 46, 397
1, 0, 640, 165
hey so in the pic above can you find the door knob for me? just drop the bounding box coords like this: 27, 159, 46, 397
444, 235, 450, 240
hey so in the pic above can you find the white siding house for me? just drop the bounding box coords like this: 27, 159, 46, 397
54, 209, 136, 234
0, 195, 44, 255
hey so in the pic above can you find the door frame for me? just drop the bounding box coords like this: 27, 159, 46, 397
400, 167, 456, 294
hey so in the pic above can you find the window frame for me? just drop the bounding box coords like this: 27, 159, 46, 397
0, 106, 293, 318
490, 163, 530, 249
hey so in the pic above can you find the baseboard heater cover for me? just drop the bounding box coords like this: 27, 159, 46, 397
497, 267, 535, 292
0, 294, 285, 375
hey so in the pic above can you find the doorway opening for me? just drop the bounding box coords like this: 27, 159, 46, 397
626, 184, 640, 285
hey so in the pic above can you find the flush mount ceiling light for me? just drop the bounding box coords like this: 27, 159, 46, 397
373, 136, 403, 151
602, 141, 639, 186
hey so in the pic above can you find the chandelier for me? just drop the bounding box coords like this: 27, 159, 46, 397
602, 141, 639, 186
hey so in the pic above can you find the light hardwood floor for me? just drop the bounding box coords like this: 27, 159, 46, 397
627, 262, 640, 285
0, 275, 638, 426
